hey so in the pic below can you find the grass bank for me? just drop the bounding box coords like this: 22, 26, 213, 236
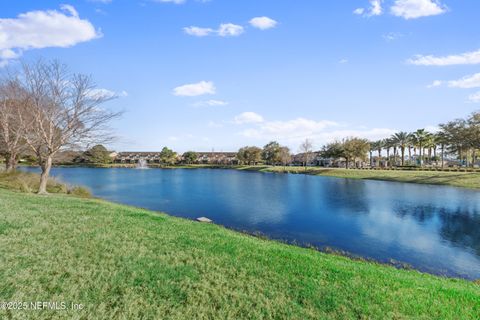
0, 171, 91, 197
0, 189, 478, 319
237, 166, 480, 189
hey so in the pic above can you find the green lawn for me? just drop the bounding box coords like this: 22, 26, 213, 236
237, 166, 480, 189
0, 189, 479, 319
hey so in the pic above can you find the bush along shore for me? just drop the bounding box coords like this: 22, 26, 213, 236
0, 182, 479, 319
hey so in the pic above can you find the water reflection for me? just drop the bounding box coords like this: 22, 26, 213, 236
20, 167, 480, 279
439, 208, 480, 256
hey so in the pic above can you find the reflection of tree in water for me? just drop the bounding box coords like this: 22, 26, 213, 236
438, 208, 480, 256
394, 204, 436, 223
394, 204, 480, 256
324, 179, 369, 215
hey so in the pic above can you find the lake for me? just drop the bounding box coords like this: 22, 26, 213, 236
21, 167, 480, 279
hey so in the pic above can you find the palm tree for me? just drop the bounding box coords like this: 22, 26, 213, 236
384, 138, 395, 167
424, 133, 436, 165
391, 132, 412, 166
370, 140, 383, 168
413, 129, 430, 167
407, 134, 415, 165
369, 141, 375, 167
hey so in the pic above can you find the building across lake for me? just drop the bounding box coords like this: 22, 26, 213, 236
113, 151, 238, 165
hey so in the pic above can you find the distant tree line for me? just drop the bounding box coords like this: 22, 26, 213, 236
234, 111, 480, 169
368, 112, 480, 168
2, 59, 478, 191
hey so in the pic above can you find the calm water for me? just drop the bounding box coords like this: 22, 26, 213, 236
22, 167, 480, 279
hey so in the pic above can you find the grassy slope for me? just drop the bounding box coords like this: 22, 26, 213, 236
0, 189, 479, 319
236, 166, 480, 189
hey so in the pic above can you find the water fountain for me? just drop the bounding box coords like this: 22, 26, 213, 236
136, 158, 149, 169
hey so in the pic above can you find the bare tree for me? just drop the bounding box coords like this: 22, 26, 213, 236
299, 138, 314, 170
0, 78, 28, 172
17, 60, 121, 194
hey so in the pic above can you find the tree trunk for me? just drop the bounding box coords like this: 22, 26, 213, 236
441, 144, 445, 169
419, 144, 423, 167
386, 149, 390, 167
38, 155, 52, 194
4, 153, 12, 172
472, 149, 476, 168
408, 147, 412, 165
393, 147, 397, 167
401, 147, 405, 166
7, 153, 17, 172
370, 151, 373, 167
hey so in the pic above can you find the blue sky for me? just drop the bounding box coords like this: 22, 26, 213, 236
1, 0, 480, 152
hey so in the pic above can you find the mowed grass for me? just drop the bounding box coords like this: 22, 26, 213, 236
0, 189, 479, 319
237, 166, 480, 189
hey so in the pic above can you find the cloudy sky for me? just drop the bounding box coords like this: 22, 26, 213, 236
1, 0, 479, 152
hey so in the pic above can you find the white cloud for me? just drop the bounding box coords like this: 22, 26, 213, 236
339, 59, 349, 64
424, 73, 480, 89
468, 92, 480, 103
183, 26, 214, 37
391, 0, 447, 19
234, 112, 264, 124
173, 81, 216, 96
241, 118, 338, 140
408, 49, 480, 66
383, 32, 403, 42
184, 23, 244, 37
86, 88, 128, 99
370, 0, 383, 16
237, 116, 397, 146
88, 0, 113, 3
0, 6, 100, 66
427, 80, 443, 88
193, 99, 228, 107
353, 8, 365, 15
218, 23, 244, 37
447, 73, 480, 89
354, 0, 383, 17
424, 125, 440, 133
249, 17, 277, 30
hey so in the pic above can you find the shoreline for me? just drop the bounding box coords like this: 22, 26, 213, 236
0, 187, 478, 318
10, 168, 478, 279
21, 163, 480, 190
